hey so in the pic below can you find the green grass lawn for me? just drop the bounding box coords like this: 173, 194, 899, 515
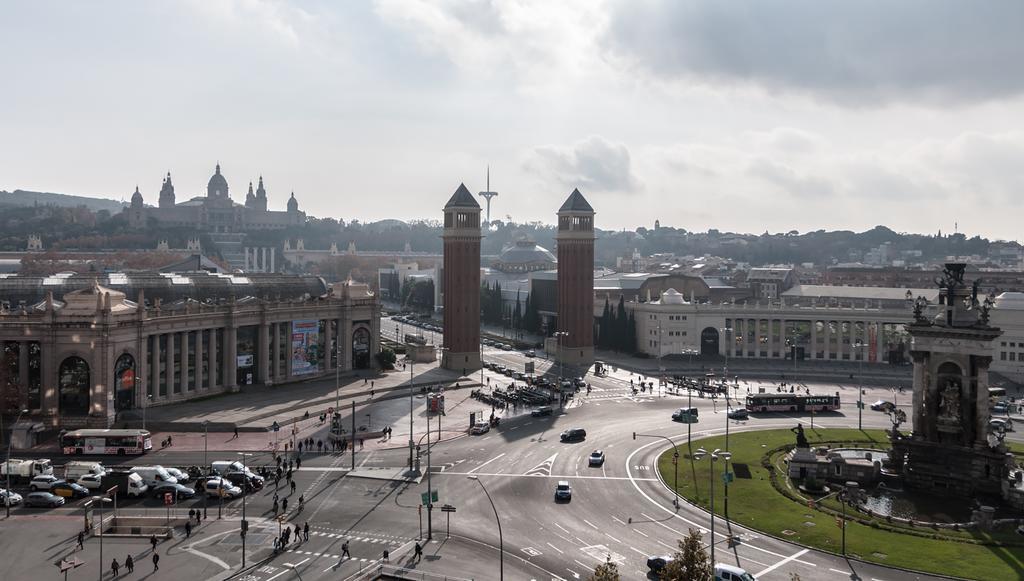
658, 427, 1024, 579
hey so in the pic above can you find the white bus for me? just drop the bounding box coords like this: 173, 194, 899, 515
61, 429, 152, 456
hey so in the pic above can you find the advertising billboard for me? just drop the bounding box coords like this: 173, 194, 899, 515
292, 320, 321, 376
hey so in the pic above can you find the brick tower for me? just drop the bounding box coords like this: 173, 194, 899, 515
555, 188, 595, 368
441, 183, 482, 373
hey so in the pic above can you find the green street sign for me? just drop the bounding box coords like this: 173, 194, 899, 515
421, 490, 439, 505
857, 400, 864, 409
722, 471, 734, 484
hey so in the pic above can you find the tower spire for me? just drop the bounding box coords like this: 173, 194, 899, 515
477, 165, 498, 226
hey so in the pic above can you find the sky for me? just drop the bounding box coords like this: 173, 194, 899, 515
2, 1, 1024, 240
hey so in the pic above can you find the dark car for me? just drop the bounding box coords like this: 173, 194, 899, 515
727, 408, 749, 420
25, 492, 65, 508
222, 472, 264, 492
531, 407, 553, 418
646, 555, 673, 573
50, 481, 90, 499
560, 428, 587, 442
151, 482, 196, 500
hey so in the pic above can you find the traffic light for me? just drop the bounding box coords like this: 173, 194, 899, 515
632, 432, 636, 440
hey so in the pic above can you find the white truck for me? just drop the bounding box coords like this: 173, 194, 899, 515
65, 461, 106, 482
131, 466, 178, 487
0, 459, 54, 483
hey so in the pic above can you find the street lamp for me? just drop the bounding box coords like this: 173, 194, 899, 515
633, 432, 681, 508
854, 340, 866, 430
5, 408, 27, 518
202, 420, 210, 519
719, 327, 732, 406
691, 447, 731, 566
467, 476, 503, 581
237, 452, 253, 568
91, 495, 112, 581
142, 393, 152, 432
407, 353, 416, 473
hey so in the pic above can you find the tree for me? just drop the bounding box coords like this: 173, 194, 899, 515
588, 558, 621, 581
660, 528, 711, 581
375, 347, 397, 370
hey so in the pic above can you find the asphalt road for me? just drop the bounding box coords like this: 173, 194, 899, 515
4, 325, 1008, 580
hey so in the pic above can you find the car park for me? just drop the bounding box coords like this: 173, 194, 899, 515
554, 480, 572, 501
51, 481, 90, 499
870, 400, 896, 412
560, 428, 586, 442
470, 422, 490, 435
531, 407, 553, 418
588, 450, 605, 466
151, 482, 196, 499
646, 556, 673, 573
25, 491, 64, 508
714, 563, 757, 580
29, 474, 62, 491
1, 488, 22, 507
727, 408, 749, 420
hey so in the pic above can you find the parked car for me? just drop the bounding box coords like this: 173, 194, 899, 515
164, 467, 191, 483
573, 377, 586, 387
0, 488, 23, 507
24, 491, 64, 508
870, 400, 896, 412
151, 482, 196, 500
76, 473, 104, 490
588, 450, 605, 466
51, 481, 90, 499
714, 563, 756, 580
992, 402, 1010, 414
29, 474, 63, 491
560, 428, 587, 442
470, 422, 490, 435
531, 407, 553, 418
525, 350, 536, 358
727, 408, 749, 420
554, 480, 572, 501
646, 555, 673, 573
990, 418, 1014, 432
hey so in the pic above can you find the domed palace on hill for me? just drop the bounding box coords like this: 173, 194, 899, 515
125, 163, 306, 232
491, 237, 557, 273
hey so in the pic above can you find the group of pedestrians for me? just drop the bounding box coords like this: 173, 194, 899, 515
273, 522, 310, 552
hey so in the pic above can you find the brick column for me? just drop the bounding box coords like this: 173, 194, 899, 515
810, 320, 818, 360
323, 319, 334, 371
195, 330, 204, 389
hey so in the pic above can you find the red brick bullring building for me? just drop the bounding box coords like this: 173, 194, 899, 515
555, 188, 596, 368
441, 184, 483, 372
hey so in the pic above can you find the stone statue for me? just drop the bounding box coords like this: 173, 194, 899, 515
791, 423, 809, 449
980, 295, 995, 326
912, 296, 929, 324
939, 381, 961, 420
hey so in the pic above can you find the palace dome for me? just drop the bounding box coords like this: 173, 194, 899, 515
207, 163, 229, 198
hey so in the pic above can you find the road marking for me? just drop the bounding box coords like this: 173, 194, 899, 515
582, 519, 599, 530
553, 523, 572, 536
754, 548, 810, 578
524, 453, 559, 477
640, 512, 707, 536
467, 453, 506, 474
655, 539, 676, 552
610, 516, 627, 526
631, 528, 649, 538
440, 471, 656, 481
546, 542, 564, 554
629, 546, 646, 556
604, 533, 621, 544
829, 568, 849, 574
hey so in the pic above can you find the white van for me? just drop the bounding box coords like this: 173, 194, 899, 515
714, 563, 756, 581
132, 466, 178, 487
65, 461, 106, 482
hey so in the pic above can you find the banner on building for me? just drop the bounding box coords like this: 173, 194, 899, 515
868, 324, 878, 363
292, 320, 321, 376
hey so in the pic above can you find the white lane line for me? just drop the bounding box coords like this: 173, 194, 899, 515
270, 558, 309, 580
640, 512, 707, 537
553, 523, 572, 536
632, 528, 649, 538
467, 453, 506, 474
439, 471, 657, 481
629, 546, 646, 556
582, 519, 599, 530
605, 533, 621, 544
830, 568, 849, 574
611, 516, 627, 526
546, 542, 564, 554
574, 559, 591, 569
655, 539, 676, 552
754, 548, 810, 578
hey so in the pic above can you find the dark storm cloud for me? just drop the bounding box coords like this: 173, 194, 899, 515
605, 0, 1024, 104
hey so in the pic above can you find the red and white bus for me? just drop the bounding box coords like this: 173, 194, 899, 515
61, 429, 152, 455
745, 393, 841, 413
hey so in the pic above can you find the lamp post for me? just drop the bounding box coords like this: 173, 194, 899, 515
633, 432, 680, 508
237, 452, 253, 568
92, 495, 112, 581
142, 392, 151, 432
5, 408, 27, 518
335, 342, 342, 416
407, 354, 415, 472
691, 447, 731, 566
202, 420, 210, 519
719, 327, 731, 407
467, 476, 502, 581
854, 340, 865, 430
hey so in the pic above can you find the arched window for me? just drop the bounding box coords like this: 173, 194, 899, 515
59, 356, 91, 416
352, 327, 371, 369
114, 354, 136, 412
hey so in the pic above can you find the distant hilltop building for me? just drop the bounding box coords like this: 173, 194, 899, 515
126, 163, 306, 232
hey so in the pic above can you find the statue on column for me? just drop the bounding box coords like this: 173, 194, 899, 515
791, 423, 809, 449
939, 379, 961, 420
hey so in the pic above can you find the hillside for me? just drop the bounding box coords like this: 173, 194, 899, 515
0, 189, 125, 213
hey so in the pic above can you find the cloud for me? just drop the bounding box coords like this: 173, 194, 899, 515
525, 136, 641, 192
604, 0, 1024, 105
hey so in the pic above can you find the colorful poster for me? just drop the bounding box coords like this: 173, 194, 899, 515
868, 324, 878, 363
292, 320, 321, 376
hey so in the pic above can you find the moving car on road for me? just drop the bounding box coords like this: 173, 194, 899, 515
29, 474, 62, 491
531, 407, 553, 418
50, 481, 90, 499
990, 418, 1014, 432
151, 482, 196, 500
870, 400, 896, 412
646, 555, 673, 573
470, 422, 490, 435
727, 408, 749, 420
672, 407, 699, 423
588, 450, 605, 466
24, 491, 64, 508
559, 428, 587, 442
1, 488, 22, 507
554, 480, 572, 501
714, 563, 756, 580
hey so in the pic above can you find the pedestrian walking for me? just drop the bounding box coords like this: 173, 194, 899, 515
167, 435, 172, 446
298, 441, 303, 453
125, 555, 133, 573
291, 480, 296, 494
303, 522, 309, 541
111, 558, 120, 576
414, 542, 423, 562
294, 524, 301, 543
152, 552, 160, 571
185, 521, 192, 538
296, 457, 302, 470
233, 426, 239, 439
150, 534, 158, 552
382, 548, 389, 563
341, 540, 350, 558
317, 440, 323, 453
282, 498, 288, 513
188, 508, 195, 522
359, 438, 364, 450
77, 531, 84, 550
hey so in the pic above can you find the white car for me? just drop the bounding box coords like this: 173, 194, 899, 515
76, 473, 104, 490
470, 422, 490, 435
1, 488, 23, 507
203, 477, 242, 499
29, 474, 62, 491
714, 563, 756, 580
990, 418, 1014, 432
588, 450, 606, 466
